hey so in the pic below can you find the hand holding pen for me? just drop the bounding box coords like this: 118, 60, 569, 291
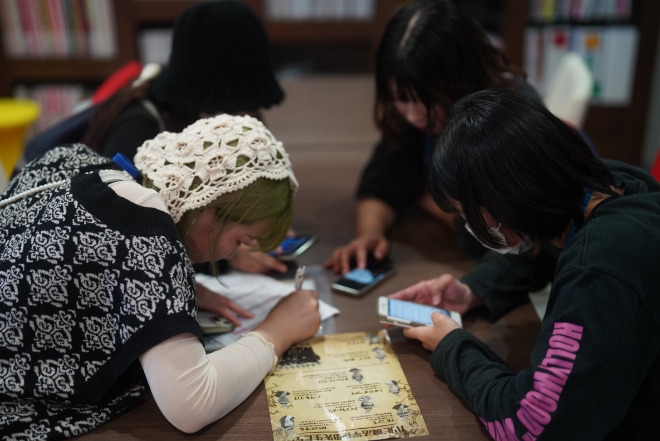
254, 264, 322, 355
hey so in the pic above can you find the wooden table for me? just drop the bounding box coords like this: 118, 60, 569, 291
78, 146, 542, 440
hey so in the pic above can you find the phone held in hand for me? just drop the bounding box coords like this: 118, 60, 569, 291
332, 256, 395, 296
271, 235, 318, 261
377, 297, 462, 328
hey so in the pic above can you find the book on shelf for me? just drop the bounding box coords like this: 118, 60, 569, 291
524, 24, 639, 106
14, 84, 91, 135
524, 27, 543, 92
543, 26, 571, 95
0, 0, 117, 59
571, 26, 638, 105
266, 0, 375, 21
529, 0, 634, 23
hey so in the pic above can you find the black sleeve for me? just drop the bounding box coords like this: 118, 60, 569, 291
432, 267, 660, 440
461, 245, 558, 321
100, 108, 161, 160
355, 131, 426, 218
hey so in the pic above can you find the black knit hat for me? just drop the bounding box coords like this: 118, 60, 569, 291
151, 0, 284, 115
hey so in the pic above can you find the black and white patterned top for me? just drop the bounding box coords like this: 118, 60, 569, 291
0, 145, 201, 440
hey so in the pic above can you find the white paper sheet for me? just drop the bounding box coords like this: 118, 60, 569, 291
196, 272, 340, 351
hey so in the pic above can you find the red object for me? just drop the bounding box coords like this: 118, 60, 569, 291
553, 30, 567, 47
651, 147, 660, 183
91, 60, 143, 104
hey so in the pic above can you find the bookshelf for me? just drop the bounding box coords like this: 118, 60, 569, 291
0, 0, 138, 83
521, 0, 660, 165
0, 0, 528, 95
0, 0, 404, 95
128, 0, 404, 69
591, 0, 660, 165
0, 0, 657, 165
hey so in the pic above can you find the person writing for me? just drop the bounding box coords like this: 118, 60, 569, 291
83, 1, 289, 276
326, 0, 541, 274
0, 114, 320, 438
392, 89, 660, 439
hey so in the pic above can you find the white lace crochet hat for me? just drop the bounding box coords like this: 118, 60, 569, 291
134, 114, 298, 223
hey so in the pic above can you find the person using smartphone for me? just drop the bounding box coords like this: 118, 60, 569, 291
325, 0, 543, 274
391, 89, 660, 440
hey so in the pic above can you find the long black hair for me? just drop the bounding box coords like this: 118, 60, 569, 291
374, 0, 521, 138
427, 89, 616, 250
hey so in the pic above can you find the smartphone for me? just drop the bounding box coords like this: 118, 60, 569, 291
377, 297, 462, 328
197, 311, 236, 335
271, 235, 318, 261
332, 257, 395, 296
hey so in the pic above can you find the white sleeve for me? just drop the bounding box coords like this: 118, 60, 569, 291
139, 332, 277, 433
107, 180, 169, 212
109, 177, 278, 432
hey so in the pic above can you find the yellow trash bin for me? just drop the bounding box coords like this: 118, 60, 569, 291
0, 98, 41, 177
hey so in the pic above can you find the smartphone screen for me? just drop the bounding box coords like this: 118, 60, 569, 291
270, 235, 316, 259
387, 298, 450, 326
337, 259, 394, 291
280, 236, 311, 254
344, 268, 380, 285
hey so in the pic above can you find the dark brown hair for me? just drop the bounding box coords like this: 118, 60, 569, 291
82, 83, 150, 153
375, 0, 523, 139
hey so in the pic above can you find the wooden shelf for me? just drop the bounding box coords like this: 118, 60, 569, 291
6, 59, 128, 83
131, 0, 196, 23
131, 1, 378, 42
583, 0, 660, 165
0, 0, 519, 95
132, 0, 266, 23
1, 0, 658, 166
266, 21, 375, 43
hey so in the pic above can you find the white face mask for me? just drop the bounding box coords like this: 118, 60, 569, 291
465, 222, 532, 255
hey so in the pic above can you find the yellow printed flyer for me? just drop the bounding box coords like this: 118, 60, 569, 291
265, 330, 429, 441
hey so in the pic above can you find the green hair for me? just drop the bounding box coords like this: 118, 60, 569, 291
144, 153, 294, 274
175, 176, 294, 255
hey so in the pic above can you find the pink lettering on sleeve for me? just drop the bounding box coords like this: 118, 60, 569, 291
480, 322, 583, 440
553, 322, 583, 340
549, 335, 581, 352
480, 417, 520, 441
516, 322, 583, 439
541, 357, 574, 370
